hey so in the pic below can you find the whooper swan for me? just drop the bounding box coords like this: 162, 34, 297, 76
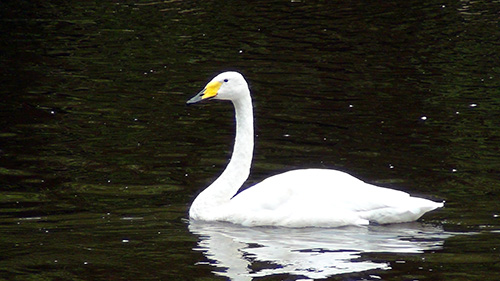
187, 71, 443, 227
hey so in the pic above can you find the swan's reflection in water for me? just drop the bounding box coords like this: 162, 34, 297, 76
189, 221, 451, 280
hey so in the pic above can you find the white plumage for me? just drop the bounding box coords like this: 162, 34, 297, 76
187, 71, 443, 227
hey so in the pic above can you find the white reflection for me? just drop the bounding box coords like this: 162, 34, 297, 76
189, 221, 451, 280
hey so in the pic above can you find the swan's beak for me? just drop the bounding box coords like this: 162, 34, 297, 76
187, 80, 222, 104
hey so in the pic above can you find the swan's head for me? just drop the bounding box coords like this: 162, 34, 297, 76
187, 71, 249, 104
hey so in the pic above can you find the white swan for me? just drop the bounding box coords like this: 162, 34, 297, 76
187, 71, 443, 227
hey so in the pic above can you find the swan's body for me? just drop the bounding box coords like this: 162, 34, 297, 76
187, 71, 443, 227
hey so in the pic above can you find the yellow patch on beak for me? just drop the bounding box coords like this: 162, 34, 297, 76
202, 81, 222, 99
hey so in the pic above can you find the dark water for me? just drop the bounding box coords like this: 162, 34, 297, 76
1, 0, 500, 280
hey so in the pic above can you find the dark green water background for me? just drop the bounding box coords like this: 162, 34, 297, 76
1, 0, 499, 280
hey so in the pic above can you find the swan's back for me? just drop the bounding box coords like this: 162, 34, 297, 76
224, 169, 443, 227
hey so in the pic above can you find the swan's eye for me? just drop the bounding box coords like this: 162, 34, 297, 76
224, 79, 229, 82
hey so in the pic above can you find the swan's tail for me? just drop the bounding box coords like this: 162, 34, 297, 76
363, 198, 444, 224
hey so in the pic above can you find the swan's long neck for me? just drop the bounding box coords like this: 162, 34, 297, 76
190, 94, 254, 219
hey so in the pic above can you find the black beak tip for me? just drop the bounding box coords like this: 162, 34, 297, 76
186, 92, 204, 105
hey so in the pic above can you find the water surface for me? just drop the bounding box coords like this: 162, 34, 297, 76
1, 0, 500, 280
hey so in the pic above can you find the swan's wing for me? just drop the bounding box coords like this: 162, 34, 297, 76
225, 169, 442, 227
